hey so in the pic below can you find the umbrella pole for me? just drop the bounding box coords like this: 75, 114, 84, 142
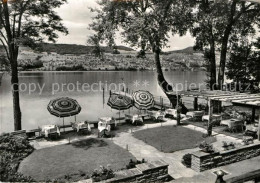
63, 118, 65, 132
75, 115, 76, 122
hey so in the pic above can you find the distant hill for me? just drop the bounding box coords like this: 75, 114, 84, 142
37, 43, 135, 55
0, 43, 135, 55
164, 46, 202, 55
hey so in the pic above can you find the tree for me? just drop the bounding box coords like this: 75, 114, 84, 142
192, 0, 221, 90
226, 39, 260, 93
87, 34, 104, 58
192, 0, 260, 89
88, 0, 194, 113
0, 0, 68, 131
217, 0, 260, 89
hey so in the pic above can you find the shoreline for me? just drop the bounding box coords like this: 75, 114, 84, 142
15, 70, 205, 73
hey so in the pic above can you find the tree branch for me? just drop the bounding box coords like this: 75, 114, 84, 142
2, 1, 13, 42
0, 3, 6, 29
0, 38, 10, 59
12, 14, 16, 39
0, 29, 8, 44
17, 0, 31, 37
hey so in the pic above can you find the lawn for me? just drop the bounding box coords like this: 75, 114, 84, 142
18, 138, 135, 181
133, 126, 207, 153
183, 120, 245, 139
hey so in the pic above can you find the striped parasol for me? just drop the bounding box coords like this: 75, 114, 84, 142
132, 90, 154, 110
107, 93, 133, 111
47, 97, 81, 118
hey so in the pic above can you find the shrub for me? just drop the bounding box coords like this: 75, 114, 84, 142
22, 60, 44, 70
126, 159, 146, 169
0, 134, 34, 182
199, 141, 214, 153
56, 65, 86, 71
181, 154, 192, 168
91, 165, 115, 182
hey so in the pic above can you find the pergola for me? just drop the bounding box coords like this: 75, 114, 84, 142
176, 90, 260, 140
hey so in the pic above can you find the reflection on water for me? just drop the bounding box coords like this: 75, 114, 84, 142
0, 71, 206, 132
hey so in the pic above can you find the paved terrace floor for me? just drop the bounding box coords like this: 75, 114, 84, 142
30, 117, 260, 182
111, 118, 252, 180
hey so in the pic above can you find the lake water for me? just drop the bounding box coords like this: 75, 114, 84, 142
0, 71, 206, 133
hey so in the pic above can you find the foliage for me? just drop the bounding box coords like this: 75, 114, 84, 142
55, 170, 90, 182
20, 60, 43, 70
0, 0, 69, 54
242, 136, 254, 145
136, 49, 146, 58
226, 42, 260, 93
192, 0, 260, 88
91, 165, 115, 182
88, 0, 195, 112
0, 0, 69, 131
0, 55, 9, 70
112, 48, 120, 54
56, 65, 86, 71
36, 43, 133, 55
87, 35, 104, 58
199, 141, 214, 153
88, 0, 194, 52
126, 158, 146, 169
222, 141, 235, 150
181, 153, 192, 168
201, 48, 216, 89
0, 134, 34, 182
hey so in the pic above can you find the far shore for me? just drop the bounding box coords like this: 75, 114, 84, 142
0, 70, 205, 73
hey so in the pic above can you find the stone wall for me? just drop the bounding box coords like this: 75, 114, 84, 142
191, 143, 260, 172
105, 160, 170, 183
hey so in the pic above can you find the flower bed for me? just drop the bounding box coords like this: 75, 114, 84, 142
191, 143, 260, 172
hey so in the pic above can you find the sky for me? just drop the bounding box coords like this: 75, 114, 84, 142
55, 0, 195, 51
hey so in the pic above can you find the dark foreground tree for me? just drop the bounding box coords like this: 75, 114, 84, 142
88, 0, 194, 114
0, 0, 68, 131
217, 0, 260, 89
192, 0, 260, 89
226, 39, 260, 93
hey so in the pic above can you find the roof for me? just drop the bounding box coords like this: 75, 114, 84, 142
175, 90, 260, 108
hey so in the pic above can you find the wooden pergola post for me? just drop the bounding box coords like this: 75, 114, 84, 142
258, 109, 260, 141
194, 97, 198, 111
252, 107, 256, 123
208, 99, 213, 136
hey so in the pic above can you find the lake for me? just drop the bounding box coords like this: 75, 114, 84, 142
0, 71, 206, 133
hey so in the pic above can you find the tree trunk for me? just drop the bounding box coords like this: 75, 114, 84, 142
153, 48, 188, 124
11, 52, 22, 131
154, 48, 176, 105
218, 0, 237, 89
209, 42, 217, 90
218, 34, 230, 90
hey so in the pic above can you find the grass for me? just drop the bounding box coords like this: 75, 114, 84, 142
133, 126, 207, 153
184, 120, 245, 139
18, 138, 135, 181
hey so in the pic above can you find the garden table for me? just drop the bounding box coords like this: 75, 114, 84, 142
147, 111, 165, 120
41, 125, 60, 138
98, 117, 116, 132
220, 119, 244, 132
71, 121, 91, 132
125, 114, 143, 124
165, 109, 177, 117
